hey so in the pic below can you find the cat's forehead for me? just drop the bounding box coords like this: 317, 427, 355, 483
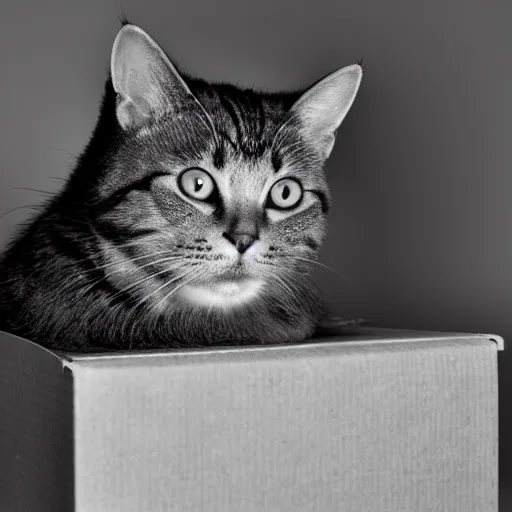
202, 152, 275, 200
134, 88, 287, 169
196, 85, 293, 159
130, 83, 323, 194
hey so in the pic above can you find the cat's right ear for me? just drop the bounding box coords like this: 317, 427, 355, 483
111, 24, 191, 130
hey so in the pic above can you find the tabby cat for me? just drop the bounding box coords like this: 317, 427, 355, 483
0, 23, 362, 351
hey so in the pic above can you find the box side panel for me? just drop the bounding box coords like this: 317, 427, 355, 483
0, 331, 74, 511
73, 337, 498, 512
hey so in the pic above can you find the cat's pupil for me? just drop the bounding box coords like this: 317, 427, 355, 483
282, 185, 290, 200
194, 178, 204, 192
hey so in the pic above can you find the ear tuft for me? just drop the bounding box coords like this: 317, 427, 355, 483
290, 64, 363, 160
118, 8, 130, 27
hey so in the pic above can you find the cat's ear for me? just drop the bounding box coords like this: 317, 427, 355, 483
111, 24, 191, 130
289, 64, 362, 160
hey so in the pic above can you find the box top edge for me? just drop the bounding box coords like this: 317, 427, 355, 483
1, 328, 503, 365
59, 327, 504, 363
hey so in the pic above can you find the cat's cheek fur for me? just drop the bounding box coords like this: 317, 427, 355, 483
151, 189, 207, 227
270, 203, 327, 249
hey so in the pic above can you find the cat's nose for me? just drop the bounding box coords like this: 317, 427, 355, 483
222, 232, 258, 254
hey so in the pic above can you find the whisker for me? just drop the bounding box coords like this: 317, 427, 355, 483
57, 238, 179, 269
80, 274, 112, 297
83, 250, 181, 274
273, 274, 302, 306
50, 146, 79, 159
293, 256, 353, 283
152, 267, 203, 311
14, 187, 55, 196
94, 241, 159, 254
135, 265, 199, 308
110, 263, 193, 302
79, 255, 185, 295
0, 205, 42, 220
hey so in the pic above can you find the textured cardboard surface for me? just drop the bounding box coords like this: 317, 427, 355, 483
0, 328, 501, 511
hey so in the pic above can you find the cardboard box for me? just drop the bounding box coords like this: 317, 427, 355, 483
0, 327, 503, 511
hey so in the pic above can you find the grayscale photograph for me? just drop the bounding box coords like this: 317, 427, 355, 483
0, 0, 509, 510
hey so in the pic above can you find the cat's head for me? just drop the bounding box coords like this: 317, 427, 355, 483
70, 24, 361, 341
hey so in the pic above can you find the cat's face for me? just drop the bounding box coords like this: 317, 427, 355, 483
152, 158, 324, 308
104, 137, 328, 312
89, 24, 361, 327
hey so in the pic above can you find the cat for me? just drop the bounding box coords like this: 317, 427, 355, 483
0, 22, 363, 351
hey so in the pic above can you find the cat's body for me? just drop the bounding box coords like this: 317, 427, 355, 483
0, 24, 362, 351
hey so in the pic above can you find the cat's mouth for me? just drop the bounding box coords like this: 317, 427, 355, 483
212, 266, 247, 282
174, 256, 266, 308
179, 270, 264, 308
209, 279, 256, 296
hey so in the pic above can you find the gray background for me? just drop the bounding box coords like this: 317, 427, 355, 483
0, 0, 510, 499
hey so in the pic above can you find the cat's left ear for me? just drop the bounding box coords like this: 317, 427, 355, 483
110, 24, 194, 130
289, 64, 362, 160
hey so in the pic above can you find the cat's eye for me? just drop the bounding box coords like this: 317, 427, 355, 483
267, 178, 303, 210
178, 168, 216, 202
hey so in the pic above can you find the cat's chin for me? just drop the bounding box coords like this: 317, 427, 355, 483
178, 278, 264, 309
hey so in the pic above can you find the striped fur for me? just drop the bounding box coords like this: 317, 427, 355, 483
0, 24, 361, 350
